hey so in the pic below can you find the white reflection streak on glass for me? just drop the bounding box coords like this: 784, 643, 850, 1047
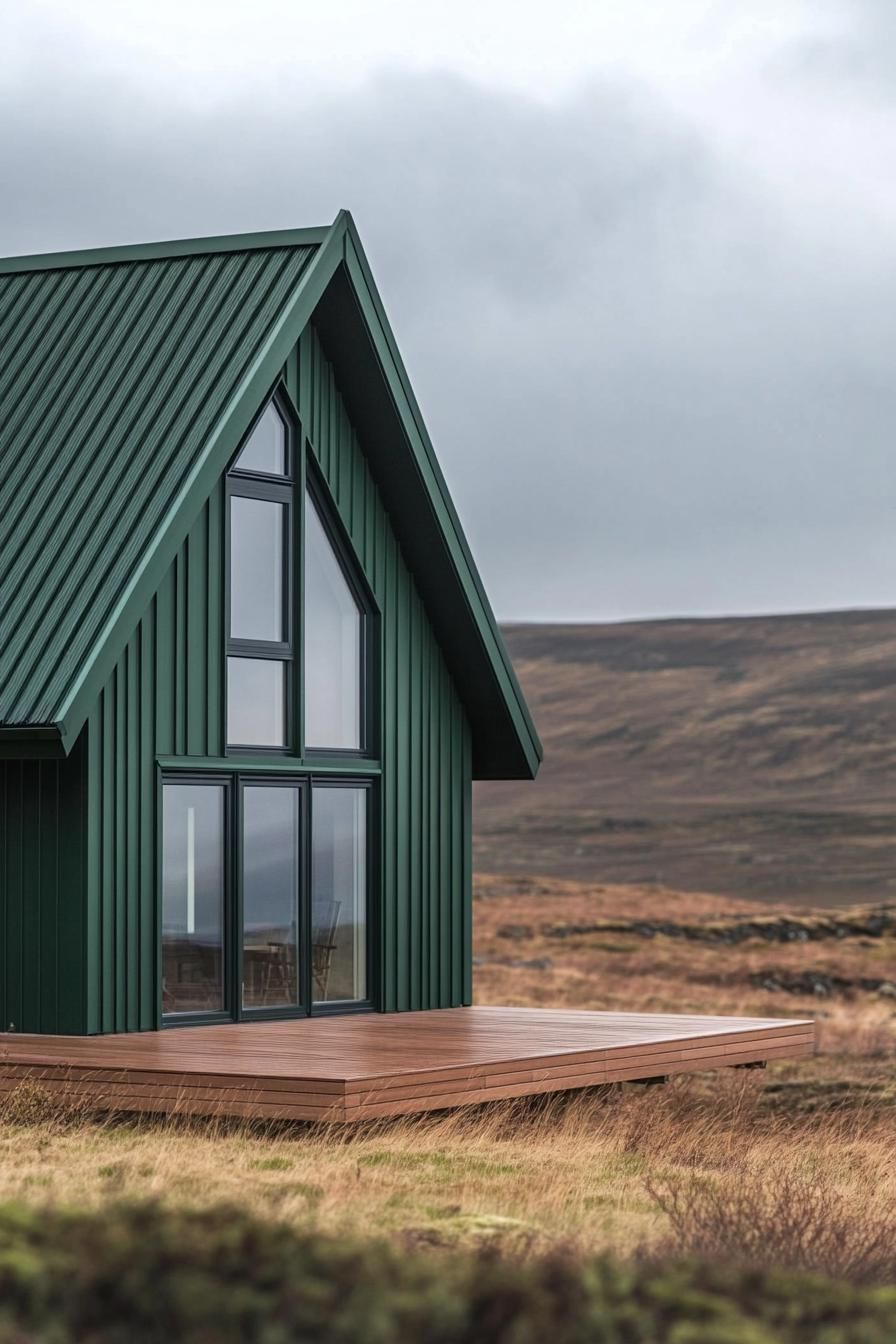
186, 805, 196, 935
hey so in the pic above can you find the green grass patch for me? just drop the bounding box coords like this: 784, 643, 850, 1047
358, 1150, 519, 1178
248, 1156, 292, 1172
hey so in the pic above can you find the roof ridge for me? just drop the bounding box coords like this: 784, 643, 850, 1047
0, 224, 333, 278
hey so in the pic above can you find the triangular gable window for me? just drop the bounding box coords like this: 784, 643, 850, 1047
234, 402, 287, 476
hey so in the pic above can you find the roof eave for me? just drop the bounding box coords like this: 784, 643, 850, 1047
0, 726, 66, 760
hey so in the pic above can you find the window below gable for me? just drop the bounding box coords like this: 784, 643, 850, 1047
224, 389, 375, 760
226, 395, 294, 753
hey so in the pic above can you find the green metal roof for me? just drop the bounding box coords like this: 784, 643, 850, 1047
0, 213, 542, 778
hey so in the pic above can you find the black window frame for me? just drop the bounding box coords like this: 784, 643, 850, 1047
308, 775, 376, 1014
225, 390, 295, 755
237, 773, 309, 1021
159, 771, 234, 1028
160, 767, 377, 1026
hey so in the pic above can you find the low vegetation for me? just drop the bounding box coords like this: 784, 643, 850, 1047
1, 1200, 895, 1344
1, 1061, 894, 1270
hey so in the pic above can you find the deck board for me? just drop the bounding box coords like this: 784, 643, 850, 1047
0, 1007, 815, 1122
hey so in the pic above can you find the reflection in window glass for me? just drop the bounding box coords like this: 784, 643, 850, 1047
304, 493, 362, 750
162, 784, 225, 1016
242, 786, 299, 1010
227, 657, 285, 746
312, 786, 367, 1003
229, 495, 285, 643
234, 403, 286, 475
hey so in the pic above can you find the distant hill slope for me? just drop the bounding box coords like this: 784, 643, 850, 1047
475, 611, 896, 906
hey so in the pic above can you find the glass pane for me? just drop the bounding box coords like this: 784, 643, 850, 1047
227, 657, 286, 746
234, 402, 286, 475
304, 493, 362, 750
312, 786, 367, 1003
243, 786, 299, 1010
162, 784, 225, 1016
230, 495, 285, 642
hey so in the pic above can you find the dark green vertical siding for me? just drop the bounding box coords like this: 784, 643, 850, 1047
0, 744, 87, 1033
84, 487, 225, 1032
64, 325, 470, 1032
290, 327, 472, 1012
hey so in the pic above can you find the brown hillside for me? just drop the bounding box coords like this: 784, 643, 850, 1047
475, 611, 896, 906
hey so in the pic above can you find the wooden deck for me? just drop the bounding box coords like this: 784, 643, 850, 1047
0, 1008, 815, 1123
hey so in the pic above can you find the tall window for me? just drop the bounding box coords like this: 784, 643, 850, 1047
227, 400, 292, 749
312, 784, 368, 1003
304, 487, 365, 751
242, 783, 301, 1010
162, 782, 226, 1016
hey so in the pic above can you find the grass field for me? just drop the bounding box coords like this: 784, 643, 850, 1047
1, 876, 892, 1272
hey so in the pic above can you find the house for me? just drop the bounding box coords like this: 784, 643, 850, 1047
0, 214, 813, 1119
0, 211, 540, 1035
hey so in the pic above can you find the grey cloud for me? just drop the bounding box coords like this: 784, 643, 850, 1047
2, 28, 896, 620
778, 0, 896, 97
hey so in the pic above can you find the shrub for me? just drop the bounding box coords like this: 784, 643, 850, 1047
0, 1201, 893, 1342
646, 1169, 896, 1284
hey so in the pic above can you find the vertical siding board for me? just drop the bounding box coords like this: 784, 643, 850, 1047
428, 649, 438, 1008
101, 684, 115, 1031
21, 762, 40, 1031
419, 632, 430, 1008
462, 715, 473, 1005
115, 659, 127, 1029
57, 738, 86, 1033
407, 592, 419, 1009
450, 692, 463, 1006
186, 504, 208, 756
174, 551, 187, 755
85, 707, 102, 1032
439, 663, 451, 1005
395, 569, 411, 1010
38, 760, 59, 1030
206, 484, 224, 757
5, 764, 23, 1028
154, 583, 174, 756
126, 633, 140, 1029
140, 604, 156, 1028
381, 535, 397, 1011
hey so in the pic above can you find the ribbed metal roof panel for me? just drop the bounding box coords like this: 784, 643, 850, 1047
0, 243, 317, 726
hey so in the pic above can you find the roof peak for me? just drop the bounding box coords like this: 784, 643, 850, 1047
0, 220, 338, 278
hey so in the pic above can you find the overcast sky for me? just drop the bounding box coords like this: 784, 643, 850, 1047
3, 0, 896, 620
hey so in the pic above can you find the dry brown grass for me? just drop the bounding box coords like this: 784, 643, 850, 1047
0, 1065, 893, 1260
473, 874, 896, 1062
1, 873, 892, 1265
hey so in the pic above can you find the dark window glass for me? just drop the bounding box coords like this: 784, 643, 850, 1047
242, 786, 300, 1010
304, 493, 362, 750
312, 786, 367, 1003
229, 495, 285, 643
234, 403, 286, 475
162, 783, 225, 1016
227, 657, 286, 747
